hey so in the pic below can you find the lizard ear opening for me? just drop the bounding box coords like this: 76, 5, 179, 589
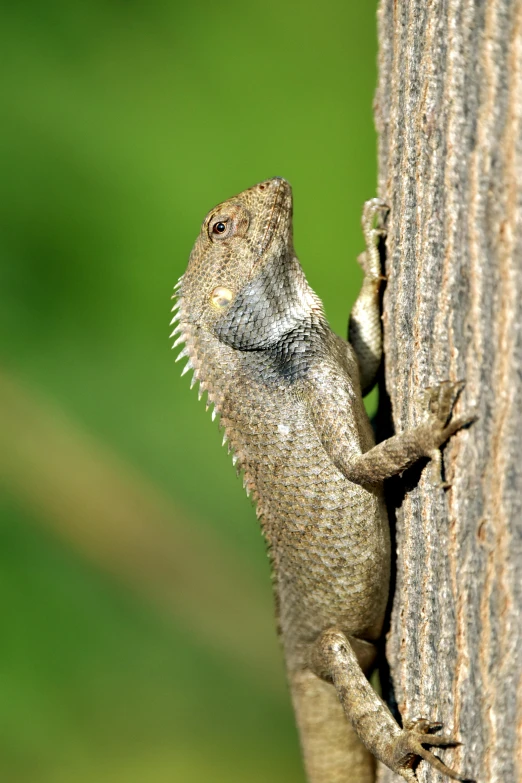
210, 286, 234, 309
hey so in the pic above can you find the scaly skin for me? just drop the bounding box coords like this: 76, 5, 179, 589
171, 177, 474, 782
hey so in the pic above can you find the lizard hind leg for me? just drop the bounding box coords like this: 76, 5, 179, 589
310, 628, 471, 782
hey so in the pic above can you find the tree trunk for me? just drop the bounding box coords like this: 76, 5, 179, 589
375, 2, 522, 782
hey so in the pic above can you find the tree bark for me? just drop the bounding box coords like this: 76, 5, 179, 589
375, 2, 522, 782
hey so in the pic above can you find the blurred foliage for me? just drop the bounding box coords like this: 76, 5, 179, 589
0, 0, 378, 780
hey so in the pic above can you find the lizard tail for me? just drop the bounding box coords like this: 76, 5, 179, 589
290, 668, 376, 783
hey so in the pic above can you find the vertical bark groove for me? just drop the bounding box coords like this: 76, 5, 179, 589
376, 2, 522, 781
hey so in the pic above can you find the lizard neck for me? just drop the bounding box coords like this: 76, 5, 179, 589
214, 254, 324, 350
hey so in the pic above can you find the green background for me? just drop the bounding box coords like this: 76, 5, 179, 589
0, 2, 378, 781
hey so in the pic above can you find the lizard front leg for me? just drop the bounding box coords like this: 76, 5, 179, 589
309, 630, 467, 782
310, 378, 475, 488
340, 381, 475, 486
348, 198, 388, 395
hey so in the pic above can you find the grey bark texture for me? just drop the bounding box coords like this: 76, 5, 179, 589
374, 2, 522, 782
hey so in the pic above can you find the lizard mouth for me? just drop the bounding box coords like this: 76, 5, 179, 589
254, 177, 293, 261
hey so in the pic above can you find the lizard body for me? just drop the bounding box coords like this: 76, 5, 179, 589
172, 177, 472, 782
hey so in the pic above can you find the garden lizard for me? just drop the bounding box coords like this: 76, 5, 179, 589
171, 177, 473, 782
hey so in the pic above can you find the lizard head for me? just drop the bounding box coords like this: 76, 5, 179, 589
173, 177, 320, 353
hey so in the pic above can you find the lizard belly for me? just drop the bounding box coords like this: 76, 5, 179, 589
222, 389, 390, 653
264, 465, 390, 651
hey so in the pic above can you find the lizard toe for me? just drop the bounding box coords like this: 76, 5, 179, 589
393, 725, 473, 783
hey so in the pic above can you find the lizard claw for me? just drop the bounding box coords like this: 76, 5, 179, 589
394, 719, 473, 782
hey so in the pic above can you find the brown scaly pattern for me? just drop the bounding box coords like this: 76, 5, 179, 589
171, 177, 475, 782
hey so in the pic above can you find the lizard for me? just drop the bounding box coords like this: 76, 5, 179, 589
170, 176, 474, 782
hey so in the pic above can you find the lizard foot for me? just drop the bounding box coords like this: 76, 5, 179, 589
423, 379, 477, 434
392, 719, 474, 782
419, 380, 464, 424
416, 381, 477, 485
362, 197, 389, 235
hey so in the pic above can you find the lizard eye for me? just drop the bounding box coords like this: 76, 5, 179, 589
206, 206, 250, 241
209, 216, 232, 240
210, 286, 234, 309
